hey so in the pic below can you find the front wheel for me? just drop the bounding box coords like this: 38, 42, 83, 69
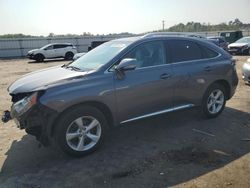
55, 106, 108, 157
34, 54, 45, 62
201, 83, 226, 118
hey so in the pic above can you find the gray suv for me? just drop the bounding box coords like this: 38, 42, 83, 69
6, 33, 238, 157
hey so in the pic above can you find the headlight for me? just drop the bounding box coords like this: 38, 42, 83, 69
242, 45, 249, 50
13, 92, 38, 115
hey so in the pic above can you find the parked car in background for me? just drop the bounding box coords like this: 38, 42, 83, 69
27, 43, 77, 62
73, 41, 108, 60
228, 37, 250, 55
5, 33, 238, 157
220, 31, 243, 44
88, 41, 108, 51
207, 38, 220, 46
207, 36, 229, 51
242, 58, 250, 84
73, 52, 86, 60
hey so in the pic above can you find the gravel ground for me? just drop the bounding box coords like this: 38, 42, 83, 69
0, 57, 249, 188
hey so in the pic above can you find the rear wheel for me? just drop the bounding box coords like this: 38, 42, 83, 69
65, 52, 74, 60
201, 83, 226, 118
55, 106, 108, 157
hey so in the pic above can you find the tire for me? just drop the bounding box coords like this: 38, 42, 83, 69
65, 52, 74, 60
201, 83, 226, 118
55, 105, 108, 157
34, 54, 45, 62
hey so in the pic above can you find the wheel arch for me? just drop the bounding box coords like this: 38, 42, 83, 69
208, 79, 231, 100
49, 101, 114, 137
35, 53, 45, 58
65, 51, 74, 56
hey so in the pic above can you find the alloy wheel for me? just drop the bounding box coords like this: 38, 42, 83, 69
207, 89, 224, 114
66, 116, 102, 151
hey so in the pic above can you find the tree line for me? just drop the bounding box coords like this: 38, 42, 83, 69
166, 19, 250, 32
0, 19, 249, 38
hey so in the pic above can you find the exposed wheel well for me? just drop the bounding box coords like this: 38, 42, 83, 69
211, 80, 231, 100
50, 101, 114, 137
65, 51, 74, 56
35, 53, 45, 58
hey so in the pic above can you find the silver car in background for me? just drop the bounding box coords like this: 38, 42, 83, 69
73, 52, 86, 60
242, 58, 250, 84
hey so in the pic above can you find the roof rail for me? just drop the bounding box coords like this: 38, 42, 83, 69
142, 32, 206, 39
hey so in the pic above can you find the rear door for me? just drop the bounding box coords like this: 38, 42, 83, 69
114, 40, 174, 123
166, 39, 220, 106
53, 44, 65, 57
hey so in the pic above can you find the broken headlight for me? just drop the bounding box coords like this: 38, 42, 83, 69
13, 92, 38, 115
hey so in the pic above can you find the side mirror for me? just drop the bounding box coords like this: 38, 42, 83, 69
116, 58, 137, 71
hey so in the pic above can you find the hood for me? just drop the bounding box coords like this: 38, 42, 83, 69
228, 43, 249, 48
28, 49, 39, 54
8, 65, 88, 94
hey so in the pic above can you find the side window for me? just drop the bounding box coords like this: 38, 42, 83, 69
169, 40, 202, 63
53, 45, 60, 49
45, 45, 53, 50
53, 44, 66, 49
123, 41, 166, 68
200, 45, 219, 59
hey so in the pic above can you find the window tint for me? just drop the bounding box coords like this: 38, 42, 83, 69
124, 41, 166, 68
53, 44, 66, 49
45, 45, 53, 50
200, 45, 219, 59
169, 40, 202, 63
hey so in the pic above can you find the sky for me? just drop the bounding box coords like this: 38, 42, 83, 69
0, 0, 249, 36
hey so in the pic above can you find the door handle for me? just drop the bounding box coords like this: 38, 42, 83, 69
160, 73, 171, 79
204, 66, 212, 72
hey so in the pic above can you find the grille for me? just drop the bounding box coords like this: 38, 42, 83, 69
229, 46, 242, 50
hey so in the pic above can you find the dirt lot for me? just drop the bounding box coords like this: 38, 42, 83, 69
0, 57, 249, 188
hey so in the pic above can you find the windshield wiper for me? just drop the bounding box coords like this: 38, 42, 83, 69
62, 63, 81, 71
65, 65, 82, 71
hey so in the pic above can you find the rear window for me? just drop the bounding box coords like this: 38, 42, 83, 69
200, 45, 219, 59
168, 40, 202, 63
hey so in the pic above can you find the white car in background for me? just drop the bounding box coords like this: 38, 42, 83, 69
228, 37, 250, 55
27, 43, 77, 62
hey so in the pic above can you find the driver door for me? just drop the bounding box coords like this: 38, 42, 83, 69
114, 41, 174, 123
43, 45, 55, 58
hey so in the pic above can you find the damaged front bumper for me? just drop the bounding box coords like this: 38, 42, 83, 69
4, 102, 58, 146
1, 110, 12, 123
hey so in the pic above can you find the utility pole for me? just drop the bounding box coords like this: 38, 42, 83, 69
162, 20, 165, 31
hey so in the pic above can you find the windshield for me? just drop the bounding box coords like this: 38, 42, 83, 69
69, 40, 132, 71
41, 44, 52, 49
235, 37, 250, 43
